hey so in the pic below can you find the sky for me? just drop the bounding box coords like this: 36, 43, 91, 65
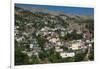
15, 3, 94, 15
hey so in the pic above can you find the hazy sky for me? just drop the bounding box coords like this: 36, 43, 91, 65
15, 3, 94, 15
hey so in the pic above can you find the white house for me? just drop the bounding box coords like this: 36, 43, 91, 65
60, 52, 75, 58
70, 42, 81, 50
27, 52, 33, 57
61, 31, 65, 37
49, 38, 59, 43
16, 36, 24, 42
55, 47, 63, 52
86, 40, 91, 43
88, 44, 92, 47
30, 44, 33, 49
57, 42, 62, 46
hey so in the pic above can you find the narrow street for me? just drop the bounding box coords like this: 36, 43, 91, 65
84, 47, 90, 61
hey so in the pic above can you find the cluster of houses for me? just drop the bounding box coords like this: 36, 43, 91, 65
15, 23, 94, 59
15, 12, 93, 60
15, 24, 93, 60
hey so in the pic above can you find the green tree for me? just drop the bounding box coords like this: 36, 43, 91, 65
15, 40, 29, 65
29, 55, 40, 64
15, 50, 29, 65
88, 49, 94, 61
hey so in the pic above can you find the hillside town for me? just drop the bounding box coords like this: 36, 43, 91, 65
15, 5, 94, 65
